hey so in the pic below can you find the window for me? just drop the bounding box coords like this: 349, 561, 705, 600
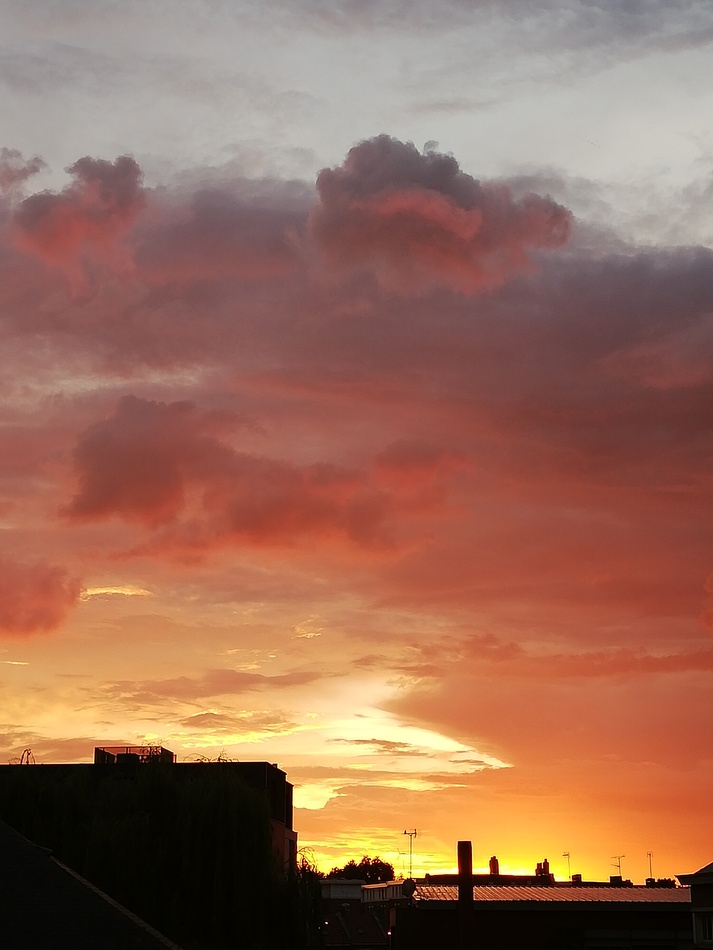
698, 913, 713, 942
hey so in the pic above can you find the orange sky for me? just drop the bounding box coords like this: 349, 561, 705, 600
2, 2, 713, 887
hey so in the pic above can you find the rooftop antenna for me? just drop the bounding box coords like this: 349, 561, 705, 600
611, 855, 625, 877
11, 748, 35, 765
647, 851, 654, 879
562, 851, 571, 881
403, 829, 417, 878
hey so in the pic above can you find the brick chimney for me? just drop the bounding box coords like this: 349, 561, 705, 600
457, 840, 473, 904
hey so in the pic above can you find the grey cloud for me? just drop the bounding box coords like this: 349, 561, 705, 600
178, 709, 297, 732
99, 667, 328, 708
329, 737, 432, 757
0, 148, 46, 192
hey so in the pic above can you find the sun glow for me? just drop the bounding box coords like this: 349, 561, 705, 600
81, 585, 153, 600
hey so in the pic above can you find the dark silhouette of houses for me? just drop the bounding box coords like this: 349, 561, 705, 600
320, 878, 390, 948
0, 819, 183, 950
325, 842, 693, 950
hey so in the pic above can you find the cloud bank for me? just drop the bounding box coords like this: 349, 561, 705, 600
1, 133, 712, 882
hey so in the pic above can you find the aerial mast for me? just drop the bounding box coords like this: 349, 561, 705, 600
403, 829, 417, 878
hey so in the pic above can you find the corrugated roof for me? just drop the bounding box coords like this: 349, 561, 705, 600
415, 884, 690, 904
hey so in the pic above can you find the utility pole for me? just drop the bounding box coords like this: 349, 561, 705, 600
403, 829, 417, 878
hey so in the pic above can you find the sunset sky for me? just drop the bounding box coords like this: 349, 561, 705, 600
2, 0, 713, 884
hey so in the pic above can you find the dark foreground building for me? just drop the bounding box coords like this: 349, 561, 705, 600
0, 819, 182, 950
677, 861, 713, 949
0, 747, 300, 950
320, 878, 391, 948
93, 745, 297, 869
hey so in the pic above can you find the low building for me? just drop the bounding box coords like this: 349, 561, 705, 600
349, 842, 694, 950
320, 878, 391, 948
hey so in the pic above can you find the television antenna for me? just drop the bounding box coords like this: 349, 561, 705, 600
562, 851, 571, 880
611, 855, 625, 877
403, 829, 417, 878
647, 851, 654, 879
8, 748, 35, 765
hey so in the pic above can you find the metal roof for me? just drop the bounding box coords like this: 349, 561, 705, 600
415, 884, 690, 904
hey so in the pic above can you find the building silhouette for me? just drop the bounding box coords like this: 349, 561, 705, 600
319, 841, 695, 950
0, 746, 298, 949
677, 861, 713, 949
92, 745, 297, 868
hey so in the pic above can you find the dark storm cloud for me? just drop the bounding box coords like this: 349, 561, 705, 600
310, 135, 571, 294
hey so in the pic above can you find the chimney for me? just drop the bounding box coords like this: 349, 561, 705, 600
457, 841, 473, 904
489, 855, 500, 876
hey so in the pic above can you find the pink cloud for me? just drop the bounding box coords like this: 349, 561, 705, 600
0, 137, 711, 879
64, 395, 234, 528
373, 440, 468, 507
64, 395, 443, 553
0, 558, 81, 636
309, 135, 571, 294
10, 155, 144, 285
387, 652, 713, 773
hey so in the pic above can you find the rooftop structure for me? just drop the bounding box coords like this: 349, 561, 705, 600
94, 745, 176, 765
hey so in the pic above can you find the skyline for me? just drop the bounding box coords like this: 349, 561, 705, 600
1, 0, 713, 885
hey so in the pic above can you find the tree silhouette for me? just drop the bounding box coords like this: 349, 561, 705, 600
326, 855, 394, 883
